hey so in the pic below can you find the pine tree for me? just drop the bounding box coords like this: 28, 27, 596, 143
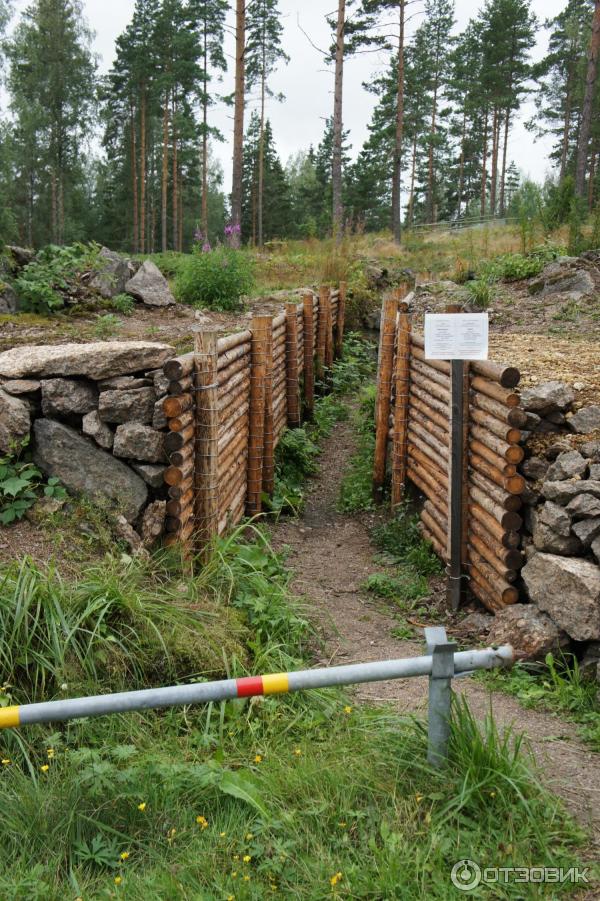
241, 112, 291, 242
246, 0, 288, 247
575, 0, 600, 196
231, 0, 245, 246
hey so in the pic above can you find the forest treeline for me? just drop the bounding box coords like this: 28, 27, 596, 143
0, 0, 599, 252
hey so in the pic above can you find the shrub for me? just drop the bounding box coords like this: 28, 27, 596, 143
109, 293, 135, 315
467, 276, 495, 309
15, 243, 100, 315
174, 247, 254, 310
0, 442, 66, 525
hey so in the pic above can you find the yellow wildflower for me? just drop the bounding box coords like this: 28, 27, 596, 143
233, 854, 240, 861
243, 875, 250, 883
167, 828, 177, 845
232, 871, 238, 879
245, 832, 253, 840
343, 706, 352, 715
40, 765, 50, 773
293, 749, 302, 757
220, 831, 227, 838
330, 871, 343, 887
196, 815, 209, 829
415, 793, 424, 803
338, 822, 347, 829
243, 855, 251, 864
489, 791, 497, 798
1, 759, 10, 766
137, 802, 147, 812
114, 876, 122, 886
47, 749, 55, 759
227, 896, 235, 901
254, 754, 263, 764
120, 851, 130, 861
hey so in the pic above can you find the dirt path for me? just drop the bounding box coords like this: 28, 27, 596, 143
272, 416, 600, 851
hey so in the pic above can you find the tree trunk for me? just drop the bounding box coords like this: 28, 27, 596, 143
457, 110, 467, 219
201, 25, 209, 238
427, 70, 439, 223
51, 171, 58, 244
258, 48, 266, 247
576, 0, 600, 197
131, 107, 139, 254
178, 167, 184, 250
332, 0, 346, 242
391, 0, 406, 244
490, 108, 499, 216
589, 147, 597, 210
560, 61, 574, 181
407, 133, 417, 226
162, 94, 169, 252
140, 87, 147, 254
499, 109, 511, 217
172, 94, 178, 252
480, 109, 489, 218
231, 0, 246, 246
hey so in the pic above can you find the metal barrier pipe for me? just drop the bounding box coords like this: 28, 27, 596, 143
0, 642, 512, 732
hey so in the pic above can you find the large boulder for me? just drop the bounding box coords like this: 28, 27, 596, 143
568, 405, 600, 435
538, 501, 572, 538
0, 388, 30, 453
522, 552, 600, 641
532, 513, 581, 556
125, 261, 175, 307
89, 247, 134, 299
41, 378, 98, 418
520, 381, 575, 416
528, 268, 595, 298
6, 245, 34, 269
33, 419, 147, 522
487, 604, 570, 661
566, 492, 600, 521
98, 387, 156, 425
546, 450, 588, 481
542, 480, 600, 505
0, 342, 174, 380
0, 282, 18, 314
113, 423, 165, 463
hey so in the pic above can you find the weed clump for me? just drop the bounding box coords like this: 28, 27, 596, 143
175, 246, 254, 310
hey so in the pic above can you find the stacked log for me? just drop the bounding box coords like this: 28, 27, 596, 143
373, 297, 399, 499
286, 303, 301, 428
272, 314, 288, 446
303, 293, 315, 419
335, 281, 346, 358
247, 316, 270, 516
217, 331, 252, 535
162, 356, 196, 548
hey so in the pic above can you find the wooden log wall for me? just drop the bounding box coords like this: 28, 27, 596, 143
375, 301, 526, 614
162, 286, 343, 555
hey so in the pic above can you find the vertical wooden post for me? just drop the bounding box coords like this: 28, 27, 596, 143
324, 287, 334, 371
286, 303, 301, 427
316, 285, 328, 383
194, 330, 219, 560
373, 296, 399, 501
262, 317, 275, 498
247, 315, 270, 516
335, 280, 347, 358
391, 302, 411, 507
445, 305, 467, 611
303, 293, 315, 420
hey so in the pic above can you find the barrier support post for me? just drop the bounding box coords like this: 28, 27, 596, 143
426, 626, 455, 768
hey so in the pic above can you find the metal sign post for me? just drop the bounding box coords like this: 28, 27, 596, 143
424, 312, 489, 612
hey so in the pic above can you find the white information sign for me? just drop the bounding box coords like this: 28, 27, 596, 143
424, 313, 489, 361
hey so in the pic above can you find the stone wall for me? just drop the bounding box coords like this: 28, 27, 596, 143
0, 341, 176, 547
500, 380, 600, 679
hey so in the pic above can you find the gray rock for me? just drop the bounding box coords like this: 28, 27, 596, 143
363, 309, 381, 331
581, 642, 600, 684
590, 465, 600, 480
520, 381, 575, 416
538, 501, 572, 537
0, 379, 41, 396
522, 484, 542, 507
487, 604, 570, 661
458, 611, 493, 635
82, 410, 114, 450
572, 517, 600, 548
533, 514, 581, 556
0, 342, 174, 380
546, 450, 588, 481
592, 535, 600, 564
113, 423, 165, 463
521, 457, 549, 481
151, 369, 170, 397
0, 283, 18, 314
141, 500, 166, 546
89, 247, 134, 299
98, 387, 156, 425
33, 419, 147, 522
545, 440, 574, 460
566, 493, 600, 521
528, 268, 595, 298
581, 440, 600, 460
6, 245, 34, 268
568, 405, 600, 434
125, 260, 175, 307
98, 376, 152, 390
41, 378, 98, 418
545, 410, 567, 425
523, 411, 542, 432
152, 398, 167, 430
542, 480, 600, 505
114, 515, 147, 557
0, 388, 30, 453
522, 552, 600, 641
131, 463, 166, 489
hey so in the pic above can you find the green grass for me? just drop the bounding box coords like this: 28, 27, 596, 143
479, 653, 600, 753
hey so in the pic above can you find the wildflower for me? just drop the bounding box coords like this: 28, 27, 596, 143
254, 754, 263, 764
233, 854, 240, 861
114, 876, 122, 886
167, 828, 177, 845
220, 831, 227, 838
40, 765, 50, 773
137, 802, 147, 812
196, 815, 209, 830
120, 851, 130, 861
343, 706, 352, 715
47, 749, 55, 760
415, 793, 424, 803
243, 855, 251, 863
227, 896, 235, 901
232, 871, 238, 879
243, 875, 250, 882
245, 832, 253, 840
489, 791, 497, 798
1, 759, 10, 766
293, 749, 302, 757
338, 822, 347, 829
330, 871, 343, 887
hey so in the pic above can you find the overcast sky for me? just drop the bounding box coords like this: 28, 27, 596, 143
10, 0, 568, 190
